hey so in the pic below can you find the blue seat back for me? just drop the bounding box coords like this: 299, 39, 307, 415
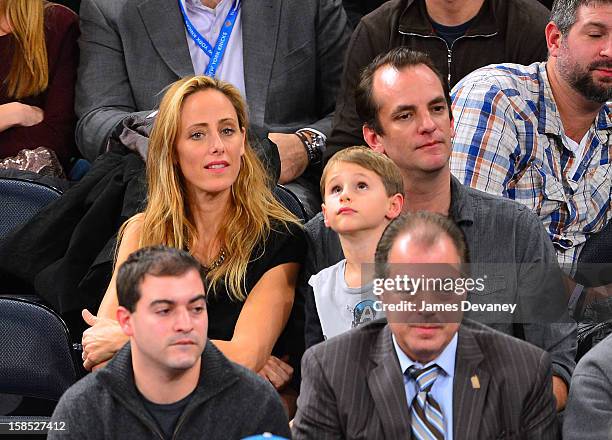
0, 297, 80, 401
0, 178, 62, 241
273, 184, 307, 222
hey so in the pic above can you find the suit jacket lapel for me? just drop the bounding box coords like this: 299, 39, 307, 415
241, 0, 279, 129
453, 325, 490, 440
367, 326, 413, 439
137, 0, 194, 78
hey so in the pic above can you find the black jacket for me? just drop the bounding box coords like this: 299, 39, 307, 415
327, 0, 550, 158
0, 146, 146, 336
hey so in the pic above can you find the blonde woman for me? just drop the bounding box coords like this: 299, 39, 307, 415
81, 76, 305, 389
0, 0, 78, 170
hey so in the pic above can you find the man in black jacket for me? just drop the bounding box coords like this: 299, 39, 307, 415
49, 246, 289, 439
327, 0, 551, 157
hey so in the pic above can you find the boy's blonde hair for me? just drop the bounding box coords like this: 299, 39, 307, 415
321, 146, 404, 198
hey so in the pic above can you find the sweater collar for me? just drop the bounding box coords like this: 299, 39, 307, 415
398, 0, 497, 38
98, 341, 240, 411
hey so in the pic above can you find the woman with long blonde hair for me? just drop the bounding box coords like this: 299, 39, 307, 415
0, 0, 78, 171
81, 76, 305, 387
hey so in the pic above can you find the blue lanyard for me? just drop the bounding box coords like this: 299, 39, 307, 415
178, 0, 241, 77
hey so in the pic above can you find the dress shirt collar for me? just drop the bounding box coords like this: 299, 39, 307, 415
184, 0, 229, 14
538, 61, 566, 137
392, 331, 458, 379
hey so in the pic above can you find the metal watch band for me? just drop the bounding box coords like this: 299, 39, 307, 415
296, 129, 325, 164
295, 130, 322, 164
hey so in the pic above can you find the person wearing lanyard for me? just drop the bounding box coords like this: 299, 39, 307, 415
178, 0, 241, 79
75, 0, 351, 217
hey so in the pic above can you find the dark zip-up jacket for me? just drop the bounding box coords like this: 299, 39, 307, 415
326, 0, 550, 159
49, 342, 291, 440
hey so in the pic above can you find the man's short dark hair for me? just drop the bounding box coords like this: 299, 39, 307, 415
374, 212, 469, 280
117, 246, 205, 312
550, 0, 611, 35
355, 48, 452, 135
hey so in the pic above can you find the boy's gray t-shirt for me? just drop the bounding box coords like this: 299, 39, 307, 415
309, 259, 383, 340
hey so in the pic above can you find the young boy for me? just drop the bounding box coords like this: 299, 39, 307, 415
309, 146, 404, 341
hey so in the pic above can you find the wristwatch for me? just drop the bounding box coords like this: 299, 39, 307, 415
296, 128, 326, 165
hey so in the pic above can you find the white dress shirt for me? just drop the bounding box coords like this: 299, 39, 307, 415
181, 0, 246, 97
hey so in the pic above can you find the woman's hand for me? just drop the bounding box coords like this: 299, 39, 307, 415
0, 102, 44, 132
15, 103, 44, 127
81, 309, 128, 371
258, 355, 294, 390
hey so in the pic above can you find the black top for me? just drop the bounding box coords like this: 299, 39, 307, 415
206, 220, 306, 341
430, 16, 477, 47
142, 391, 193, 440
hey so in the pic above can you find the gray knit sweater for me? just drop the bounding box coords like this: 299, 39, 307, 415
48, 342, 290, 439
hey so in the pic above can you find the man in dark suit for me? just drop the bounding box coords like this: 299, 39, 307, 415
293, 212, 560, 439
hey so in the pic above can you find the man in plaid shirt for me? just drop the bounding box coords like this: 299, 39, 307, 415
450, 0, 612, 276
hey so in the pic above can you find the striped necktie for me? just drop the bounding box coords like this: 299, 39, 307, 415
407, 364, 445, 440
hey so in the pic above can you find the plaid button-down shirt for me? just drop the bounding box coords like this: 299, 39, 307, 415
450, 62, 612, 274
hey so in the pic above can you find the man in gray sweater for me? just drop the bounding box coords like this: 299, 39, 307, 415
49, 246, 290, 439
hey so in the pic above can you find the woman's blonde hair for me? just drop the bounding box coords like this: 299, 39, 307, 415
1, 0, 49, 99
121, 75, 300, 301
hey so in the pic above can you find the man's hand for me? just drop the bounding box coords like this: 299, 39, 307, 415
268, 132, 308, 184
258, 355, 294, 390
81, 309, 127, 371
552, 376, 568, 411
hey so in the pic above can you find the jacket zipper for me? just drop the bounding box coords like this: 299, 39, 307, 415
114, 395, 166, 440
171, 402, 198, 439
399, 31, 498, 85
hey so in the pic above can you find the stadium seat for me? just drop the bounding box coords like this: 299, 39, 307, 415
0, 296, 82, 419
274, 184, 308, 222
0, 177, 62, 242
